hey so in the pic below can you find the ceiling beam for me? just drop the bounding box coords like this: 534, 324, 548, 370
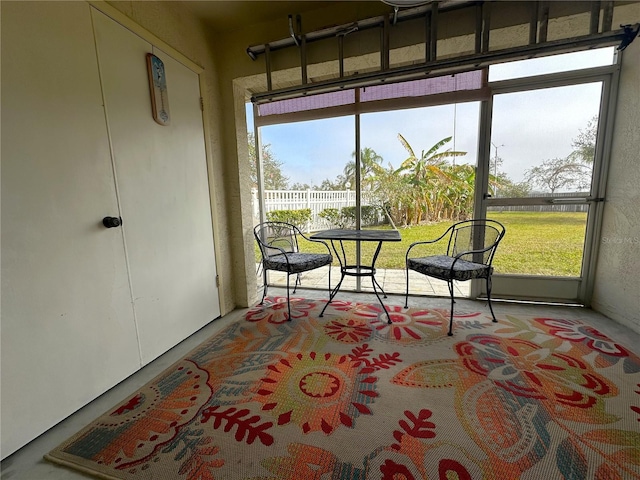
251, 25, 638, 104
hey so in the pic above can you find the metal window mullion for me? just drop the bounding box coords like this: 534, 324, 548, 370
581, 97, 610, 281
355, 91, 362, 291
486, 197, 593, 207
472, 96, 494, 299
489, 64, 616, 95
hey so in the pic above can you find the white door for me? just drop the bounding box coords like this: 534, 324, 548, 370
1, 2, 141, 457
92, 9, 220, 364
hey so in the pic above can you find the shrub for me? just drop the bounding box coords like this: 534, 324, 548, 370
341, 206, 380, 226
319, 206, 381, 229
318, 208, 344, 228
266, 208, 312, 229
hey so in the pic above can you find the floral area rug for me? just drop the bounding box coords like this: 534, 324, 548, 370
46, 297, 640, 479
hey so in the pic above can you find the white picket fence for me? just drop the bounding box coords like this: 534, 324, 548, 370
252, 189, 363, 231
252, 189, 590, 232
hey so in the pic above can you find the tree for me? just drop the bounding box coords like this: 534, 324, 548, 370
524, 156, 591, 193
343, 147, 384, 191
495, 174, 531, 197
248, 132, 289, 190
290, 182, 312, 190
442, 163, 476, 221
318, 176, 348, 191
394, 135, 468, 223
368, 163, 414, 228
570, 115, 598, 164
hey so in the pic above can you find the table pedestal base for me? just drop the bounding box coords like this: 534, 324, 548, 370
319, 262, 392, 324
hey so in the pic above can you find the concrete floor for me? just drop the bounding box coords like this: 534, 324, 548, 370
2, 286, 639, 480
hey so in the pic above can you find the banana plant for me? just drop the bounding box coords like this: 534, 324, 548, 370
394, 134, 467, 223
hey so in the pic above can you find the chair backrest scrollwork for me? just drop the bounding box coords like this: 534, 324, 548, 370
254, 221, 300, 259
448, 219, 505, 266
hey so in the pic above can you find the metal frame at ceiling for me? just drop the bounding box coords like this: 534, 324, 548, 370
246, 1, 639, 104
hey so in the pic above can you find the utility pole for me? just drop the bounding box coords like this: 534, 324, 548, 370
491, 142, 504, 196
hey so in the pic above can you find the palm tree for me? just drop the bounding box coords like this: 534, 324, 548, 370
343, 147, 384, 191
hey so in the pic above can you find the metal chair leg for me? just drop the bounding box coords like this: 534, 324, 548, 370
404, 267, 410, 308
286, 273, 291, 321
486, 276, 497, 323
447, 280, 455, 336
292, 273, 301, 294
260, 265, 268, 305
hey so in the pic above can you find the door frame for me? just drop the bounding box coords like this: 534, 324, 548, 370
472, 59, 622, 304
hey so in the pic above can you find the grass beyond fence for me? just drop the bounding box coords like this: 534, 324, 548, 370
276, 211, 587, 277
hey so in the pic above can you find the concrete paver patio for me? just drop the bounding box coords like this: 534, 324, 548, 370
258, 265, 469, 298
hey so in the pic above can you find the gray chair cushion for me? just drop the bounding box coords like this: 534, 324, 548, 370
407, 255, 492, 281
264, 252, 332, 274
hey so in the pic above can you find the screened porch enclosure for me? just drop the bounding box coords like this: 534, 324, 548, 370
249, 46, 619, 304
250, 71, 485, 298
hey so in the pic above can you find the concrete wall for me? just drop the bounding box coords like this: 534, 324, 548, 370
592, 27, 640, 331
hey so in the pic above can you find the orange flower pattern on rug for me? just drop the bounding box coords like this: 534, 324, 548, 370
253, 350, 384, 434
47, 297, 640, 479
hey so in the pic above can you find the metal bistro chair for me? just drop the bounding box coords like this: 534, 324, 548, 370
404, 219, 506, 336
254, 221, 332, 320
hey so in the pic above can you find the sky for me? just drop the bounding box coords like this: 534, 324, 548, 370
246, 47, 614, 189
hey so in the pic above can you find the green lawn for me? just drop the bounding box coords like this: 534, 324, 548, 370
263, 211, 588, 277
486, 211, 587, 276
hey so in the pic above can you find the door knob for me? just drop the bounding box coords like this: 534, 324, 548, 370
103, 216, 122, 228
